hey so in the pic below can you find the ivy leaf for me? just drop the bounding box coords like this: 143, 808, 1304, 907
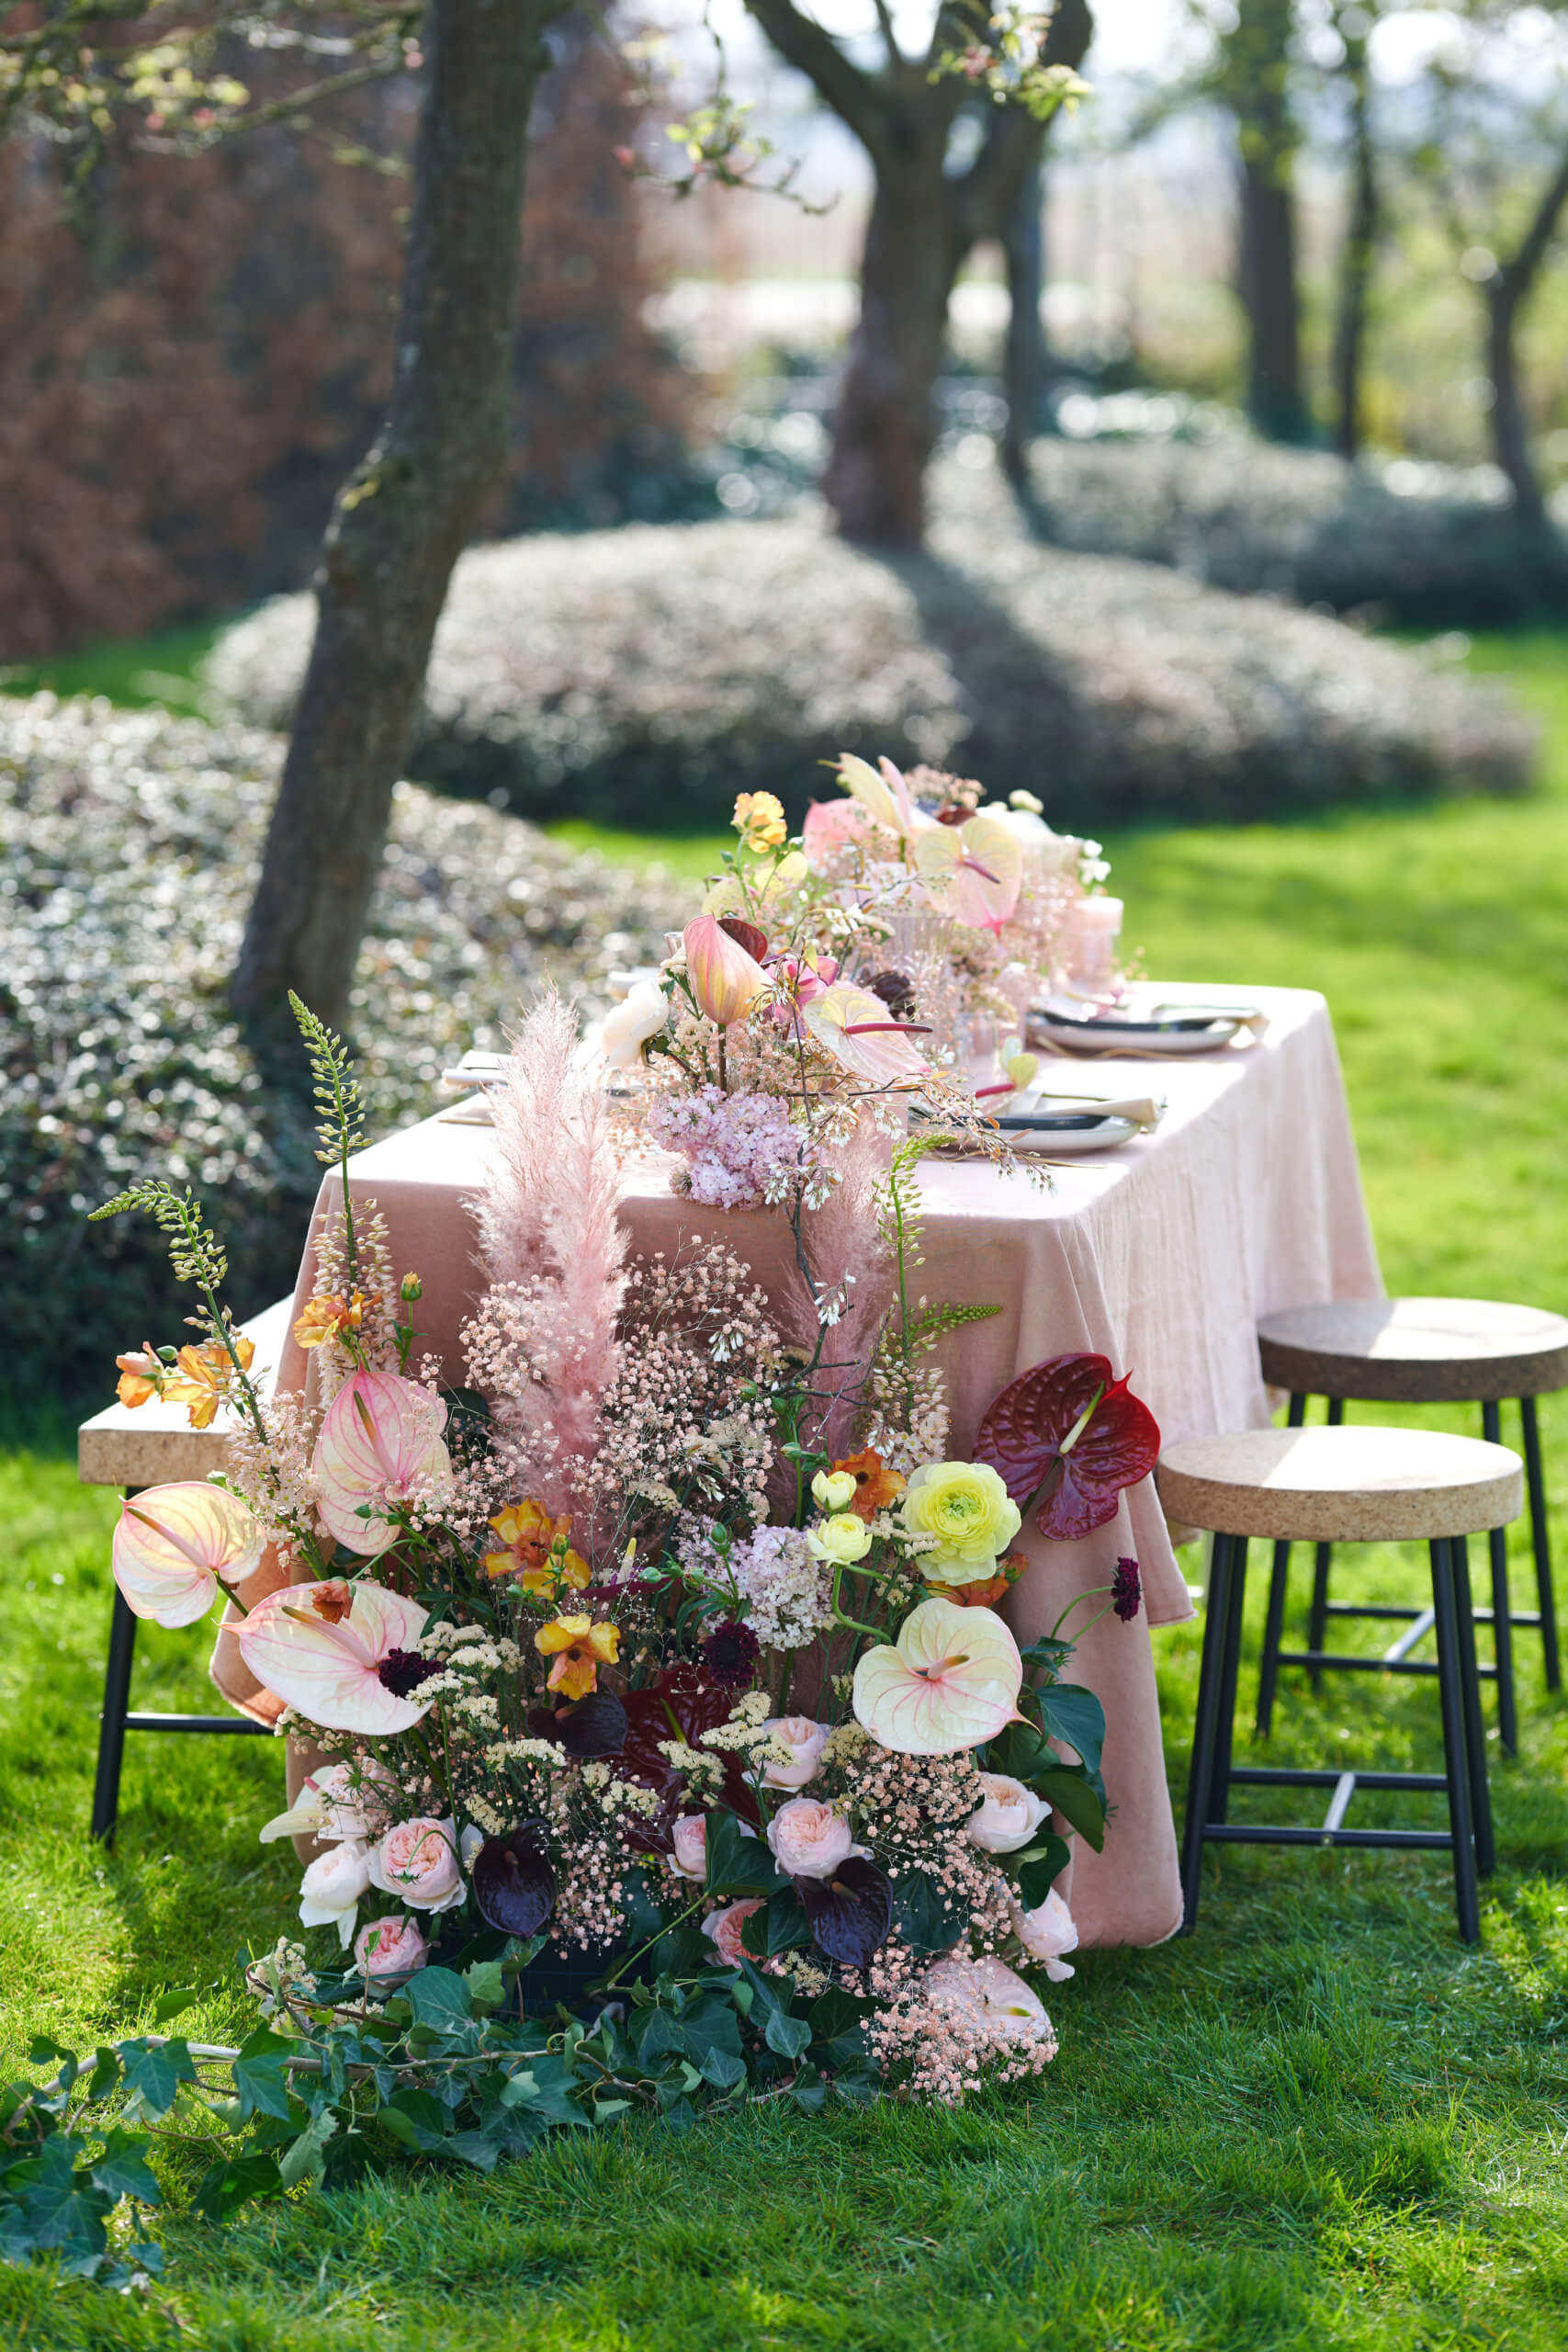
464, 1960, 507, 2015
119, 2038, 196, 2122
231, 2026, 296, 2124
190, 2150, 284, 2222
5, 2137, 110, 2263
892, 1865, 969, 1956
795, 1859, 893, 1969
405, 1967, 475, 2033
973, 1351, 1160, 1541
277, 2106, 338, 2190
705, 1809, 786, 1898
737, 1962, 813, 2064
152, 1987, 202, 2024
677, 1993, 747, 2090
807, 1987, 874, 2073
739, 1884, 811, 1960
89, 2129, 162, 2208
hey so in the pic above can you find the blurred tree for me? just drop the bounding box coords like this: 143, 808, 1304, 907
1216, 0, 1310, 442
1328, 1, 1380, 458
744, 0, 1092, 547
3, 3, 574, 1044
999, 152, 1047, 483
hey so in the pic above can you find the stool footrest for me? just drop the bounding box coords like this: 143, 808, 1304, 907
1273, 1649, 1495, 1680
1322, 1600, 1540, 1630
1201, 1824, 1454, 1850
112, 1712, 272, 1736
1229, 1767, 1450, 1792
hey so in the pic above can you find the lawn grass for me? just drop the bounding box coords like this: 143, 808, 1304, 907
4, 631, 1568, 2346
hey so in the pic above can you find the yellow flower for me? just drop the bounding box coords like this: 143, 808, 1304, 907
732, 790, 788, 851
159, 1336, 256, 1430
807, 1511, 874, 1566
900, 1461, 1021, 1582
293, 1292, 376, 1351
114, 1342, 166, 1410
535, 1614, 620, 1702
483, 1499, 589, 1595
811, 1468, 858, 1512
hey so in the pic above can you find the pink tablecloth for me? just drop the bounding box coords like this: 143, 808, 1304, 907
217, 983, 1381, 1948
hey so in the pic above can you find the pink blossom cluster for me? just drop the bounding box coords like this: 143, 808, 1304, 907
646, 1086, 804, 1211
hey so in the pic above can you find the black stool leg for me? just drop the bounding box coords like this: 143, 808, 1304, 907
1306, 1396, 1345, 1684
1520, 1396, 1561, 1692
1181, 1533, 1235, 1932
1449, 1534, 1495, 1878
1211, 1536, 1249, 1826
1481, 1402, 1517, 1755
1429, 1538, 1482, 1945
91, 1585, 139, 1846
1256, 1394, 1307, 1736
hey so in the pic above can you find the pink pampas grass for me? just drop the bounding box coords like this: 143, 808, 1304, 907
471, 994, 628, 1503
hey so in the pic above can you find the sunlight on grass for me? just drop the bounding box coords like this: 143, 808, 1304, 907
6, 631, 1568, 2346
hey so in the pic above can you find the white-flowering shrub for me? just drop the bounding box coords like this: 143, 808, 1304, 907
0, 695, 679, 1409
206, 489, 1534, 831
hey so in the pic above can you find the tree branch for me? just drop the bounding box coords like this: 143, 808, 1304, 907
741, 0, 891, 153
1495, 132, 1568, 318
952, 0, 1094, 247
871, 0, 904, 70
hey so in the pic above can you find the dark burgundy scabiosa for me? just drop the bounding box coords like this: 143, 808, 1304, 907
701, 1618, 761, 1688
1111, 1557, 1142, 1623
864, 968, 917, 1023
377, 1647, 438, 1698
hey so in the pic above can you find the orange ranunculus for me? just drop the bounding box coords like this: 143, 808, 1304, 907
160, 1335, 257, 1429
732, 790, 788, 851
535, 1614, 620, 1702
294, 1292, 378, 1351
833, 1449, 907, 1523
115, 1343, 167, 1410
482, 1499, 590, 1596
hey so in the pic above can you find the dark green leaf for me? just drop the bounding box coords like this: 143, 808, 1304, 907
464, 1959, 507, 2014
807, 1987, 874, 2073
678, 1992, 747, 2089
191, 2151, 283, 2222
1012, 1835, 1073, 1909
231, 2027, 296, 2125
6, 2137, 110, 2261
404, 1967, 474, 2033
152, 1987, 202, 2024
447, 2130, 503, 2171
27, 2036, 75, 2074
740, 1885, 811, 1960
120, 2039, 196, 2121
1032, 1681, 1106, 1772
705, 1809, 785, 1897
90, 2129, 162, 2208
277, 2106, 338, 2189
1029, 1760, 1107, 1849
892, 1866, 969, 1955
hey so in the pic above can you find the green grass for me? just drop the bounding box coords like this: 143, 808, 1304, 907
6, 631, 1568, 2346
0, 619, 231, 718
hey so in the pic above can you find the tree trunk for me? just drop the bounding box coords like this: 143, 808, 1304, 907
1482, 138, 1568, 534
823, 147, 960, 548
1330, 34, 1377, 461
1238, 153, 1308, 442
1001, 155, 1046, 485
231, 0, 558, 1046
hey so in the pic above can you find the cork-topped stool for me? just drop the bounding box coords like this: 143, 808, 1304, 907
1255, 1299, 1568, 1755
1159, 1424, 1523, 1943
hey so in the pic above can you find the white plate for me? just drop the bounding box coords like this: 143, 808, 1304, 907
1030, 1009, 1241, 1057
998, 1114, 1141, 1154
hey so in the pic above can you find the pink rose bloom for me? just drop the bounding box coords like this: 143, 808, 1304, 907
298, 1838, 372, 1951
761, 1716, 830, 1791
367, 1816, 465, 1914
924, 1954, 1056, 2051
766, 1796, 855, 1880
1010, 1885, 1078, 1982
354, 1912, 429, 1984
967, 1772, 1051, 1855
702, 1898, 764, 1966
670, 1814, 708, 1882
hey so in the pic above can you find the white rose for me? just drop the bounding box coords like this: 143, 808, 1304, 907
599, 976, 670, 1070
761, 1716, 829, 1791
1010, 1885, 1078, 1981
299, 1838, 372, 1950
766, 1796, 855, 1880
967, 1772, 1051, 1854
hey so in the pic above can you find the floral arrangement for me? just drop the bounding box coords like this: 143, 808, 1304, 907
6, 793, 1160, 2277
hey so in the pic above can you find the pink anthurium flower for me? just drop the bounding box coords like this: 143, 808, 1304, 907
237, 1577, 434, 1734
852, 1597, 1022, 1756
801, 797, 874, 870
312, 1369, 452, 1557
111, 1481, 265, 1628
802, 981, 931, 1088
914, 812, 1023, 934
833, 752, 927, 841
682, 915, 771, 1026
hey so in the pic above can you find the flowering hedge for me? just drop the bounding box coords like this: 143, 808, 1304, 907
205, 504, 1535, 833
0, 696, 678, 1414
1017, 440, 1568, 626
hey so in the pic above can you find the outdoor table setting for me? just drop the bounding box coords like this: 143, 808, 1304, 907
92, 748, 1419, 2166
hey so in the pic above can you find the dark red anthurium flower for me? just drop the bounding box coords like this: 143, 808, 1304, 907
972, 1351, 1160, 1543
717, 916, 768, 963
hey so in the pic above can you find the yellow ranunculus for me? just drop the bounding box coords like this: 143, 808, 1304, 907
807, 1511, 874, 1566
811, 1468, 858, 1512
900, 1461, 1021, 1582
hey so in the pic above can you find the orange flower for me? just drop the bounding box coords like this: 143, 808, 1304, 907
115, 1343, 166, 1410
294, 1292, 377, 1351
483, 1499, 590, 1596
152, 1336, 255, 1420
732, 790, 788, 851
535, 1614, 619, 1702
833, 1449, 907, 1523
930, 1553, 1027, 1610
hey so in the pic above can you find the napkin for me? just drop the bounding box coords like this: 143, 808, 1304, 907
1012, 1093, 1164, 1133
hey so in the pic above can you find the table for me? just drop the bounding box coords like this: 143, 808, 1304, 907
212, 984, 1382, 1948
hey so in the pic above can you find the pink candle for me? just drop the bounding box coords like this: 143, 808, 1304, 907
1065, 895, 1122, 989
